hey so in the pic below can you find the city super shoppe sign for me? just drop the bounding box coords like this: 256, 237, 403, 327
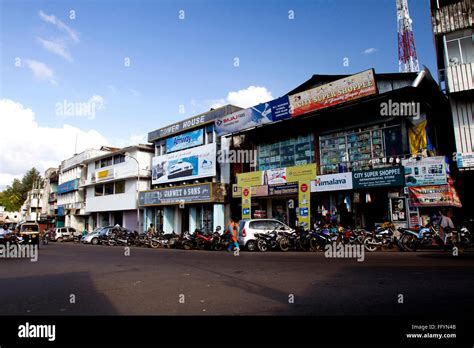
139, 183, 212, 206
352, 166, 405, 189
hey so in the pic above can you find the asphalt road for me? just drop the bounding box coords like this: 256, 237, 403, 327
0, 243, 473, 316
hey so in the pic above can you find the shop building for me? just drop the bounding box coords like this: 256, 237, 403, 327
430, 0, 473, 217
216, 68, 455, 229
41, 167, 59, 228
82, 144, 154, 231
57, 147, 114, 231
21, 188, 44, 222
140, 105, 241, 234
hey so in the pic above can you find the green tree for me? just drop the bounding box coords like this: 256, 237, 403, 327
0, 168, 43, 212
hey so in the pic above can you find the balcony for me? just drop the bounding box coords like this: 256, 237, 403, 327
431, 0, 472, 35
446, 62, 474, 93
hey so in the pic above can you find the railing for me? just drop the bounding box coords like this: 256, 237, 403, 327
446, 62, 474, 93
431, 0, 472, 35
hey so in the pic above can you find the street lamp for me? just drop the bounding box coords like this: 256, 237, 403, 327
124, 152, 140, 232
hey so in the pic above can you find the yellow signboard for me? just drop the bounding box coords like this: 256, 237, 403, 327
97, 170, 109, 178
237, 171, 262, 187
298, 180, 311, 230
287, 163, 317, 182
241, 186, 252, 219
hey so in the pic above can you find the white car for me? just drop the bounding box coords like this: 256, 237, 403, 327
238, 219, 294, 251
52, 227, 79, 242
81, 227, 107, 245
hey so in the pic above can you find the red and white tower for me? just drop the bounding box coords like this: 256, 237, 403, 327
396, 0, 420, 72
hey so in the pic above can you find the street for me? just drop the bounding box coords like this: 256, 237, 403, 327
1, 243, 473, 316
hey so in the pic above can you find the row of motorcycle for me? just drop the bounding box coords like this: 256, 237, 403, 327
252, 221, 472, 252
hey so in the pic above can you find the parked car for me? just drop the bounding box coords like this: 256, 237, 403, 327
97, 226, 115, 245
52, 227, 79, 242
81, 227, 106, 245
237, 219, 294, 251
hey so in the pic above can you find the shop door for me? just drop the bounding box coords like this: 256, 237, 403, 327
181, 206, 189, 235
113, 211, 123, 227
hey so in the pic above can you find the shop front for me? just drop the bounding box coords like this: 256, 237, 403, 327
139, 183, 226, 234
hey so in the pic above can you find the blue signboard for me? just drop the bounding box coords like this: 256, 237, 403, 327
166, 129, 204, 153
242, 208, 250, 215
299, 207, 309, 217
269, 96, 291, 122
57, 206, 64, 216
57, 179, 79, 194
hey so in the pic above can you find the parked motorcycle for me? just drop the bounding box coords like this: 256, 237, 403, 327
255, 230, 285, 252
363, 222, 403, 252
399, 223, 444, 252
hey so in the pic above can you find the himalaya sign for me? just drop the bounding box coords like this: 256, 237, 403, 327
311, 172, 353, 192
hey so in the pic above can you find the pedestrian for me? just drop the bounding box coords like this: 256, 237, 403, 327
147, 223, 156, 237
227, 218, 240, 252
439, 209, 455, 243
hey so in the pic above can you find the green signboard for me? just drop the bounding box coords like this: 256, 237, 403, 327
352, 166, 405, 189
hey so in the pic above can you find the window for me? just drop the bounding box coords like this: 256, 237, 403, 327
446, 30, 473, 65
114, 154, 125, 164
206, 125, 214, 144
100, 157, 113, 168
115, 181, 125, 194
95, 160, 100, 169
104, 183, 114, 195
95, 185, 104, 196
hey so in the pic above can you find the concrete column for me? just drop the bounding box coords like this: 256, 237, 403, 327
173, 206, 182, 234
163, 206, 174, 234
213, 204, 225, 233
267, 199, 273, 219
189, 206, 197, 233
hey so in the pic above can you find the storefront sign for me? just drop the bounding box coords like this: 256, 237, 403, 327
311, 172, 353, 192
287, 163, 317, 182
289, 69, 377, 117
269, 96, 291, 122
166, 129, 204, 153
456, 152, 474, 169
242, 186, 251, 219
352, 166, 405, 189
408, 184, 462, 208
232, 185, 268, 198
402, 156, 448, 186
268, 182, 298, 196
139, 183, 212, 206
95, 169, 115, 182
238, 163, 317, 187
263, 168, 287, 185
152, 143, 216, 184
298, 181, 311, 229
237, 171, 262, 187
389, 197, 408, 222
57, 179, 79, 194
215, 102, 273, 136
408, 206, 420, 227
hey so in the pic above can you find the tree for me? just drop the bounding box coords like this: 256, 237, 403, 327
0, 168, 43, 212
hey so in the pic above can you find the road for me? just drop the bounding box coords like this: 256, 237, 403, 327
0, 243, 473, 315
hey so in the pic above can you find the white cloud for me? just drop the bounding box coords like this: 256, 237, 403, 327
24, 59, 56, 85
0, 99, 109, 186
37, 37, 72, 61
39, 10, 79, 43
225, 86, 273, 108
362, 48, 378, 55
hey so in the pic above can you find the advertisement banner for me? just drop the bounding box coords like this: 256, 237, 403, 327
287, 163, 317, 182
242, 187, 251, 219
166, 129, 204, 153
95, 169, 115, 182
139, 183, 212, 206
268, 182, 298, 196
152, 143, 216, 184
456, 152, 474, 169
289, 69, 377, 117
263, 168, 287, 185
269, 96, 291, 122
57, 179, 79, 194
215, 102, 273, 136
408, 184, 462, 207
232, 185, 268, 198
237, 171, 263, 187
389, 197, 408, 222
352, 166, 405, 189
298, 181, 311, 230
402, 156, 448, 186
311, 172, 353, 192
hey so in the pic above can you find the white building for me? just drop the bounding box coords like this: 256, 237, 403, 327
82, 144, 154, 231
57, 147, 114, 231
21, 188, 44, 222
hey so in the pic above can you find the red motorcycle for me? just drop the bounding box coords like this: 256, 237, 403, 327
195, 229, 221, 250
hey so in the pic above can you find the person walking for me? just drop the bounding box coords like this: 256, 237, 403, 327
147, 223, 156, 237
227, 218, 240, 252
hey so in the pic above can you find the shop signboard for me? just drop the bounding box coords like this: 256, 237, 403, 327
232, 184, 268, 198
287, 163, 317, 182
289, 69, 377, 117
269, 96, 291, 122
215, 102, 273, 136
311, 172, 353, 192
389, 197, 408, 222
57, 179, 79, 194
152, 143, 216, 184
298, 181, 311, 229
352, 166, 405, 189
268, 182, 298, 196
263, 168, 287, 185
456, 152, 474, 169
408, 184, 462, 208
139, 183, 212, 206
237, 171, 263, 187
402, 156, 448, 186
166, 129, 204, 153
94, 169, 115, 182
237, 163, 317, 187
408, 206, 420, 227
242, 187, 251, 219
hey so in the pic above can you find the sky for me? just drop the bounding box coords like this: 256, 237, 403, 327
0, 0, 439, 188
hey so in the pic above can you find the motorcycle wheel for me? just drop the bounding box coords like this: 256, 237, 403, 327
182, 241, 193, 250
363, 236, 378, 252
246, 240, 257, 252
257, 239, 268, 252
150, 240, 160, 249
401, 234, 417, 252
279, 237, 289, 252
309, 237, 322, 252
196, 240, 206, 250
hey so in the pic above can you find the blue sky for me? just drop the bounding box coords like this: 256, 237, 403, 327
0, 0, 438, 185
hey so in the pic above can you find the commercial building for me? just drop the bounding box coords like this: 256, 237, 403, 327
41, 167, 59, 228
82, 144, 154, 231
430, 0, 473, 216
140, 105, 241, 234
21, 188, 44, 222
57, 147, 115, 231
216, 68, 455, 230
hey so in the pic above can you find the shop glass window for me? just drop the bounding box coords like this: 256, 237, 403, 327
114, 154, 125, 164
104, 183, 114, 195
257, 134, 314, 170
115, 181, 125, 194
94, 185, 104, 196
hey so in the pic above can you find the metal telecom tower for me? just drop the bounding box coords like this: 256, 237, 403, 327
397, 0, 420, 72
